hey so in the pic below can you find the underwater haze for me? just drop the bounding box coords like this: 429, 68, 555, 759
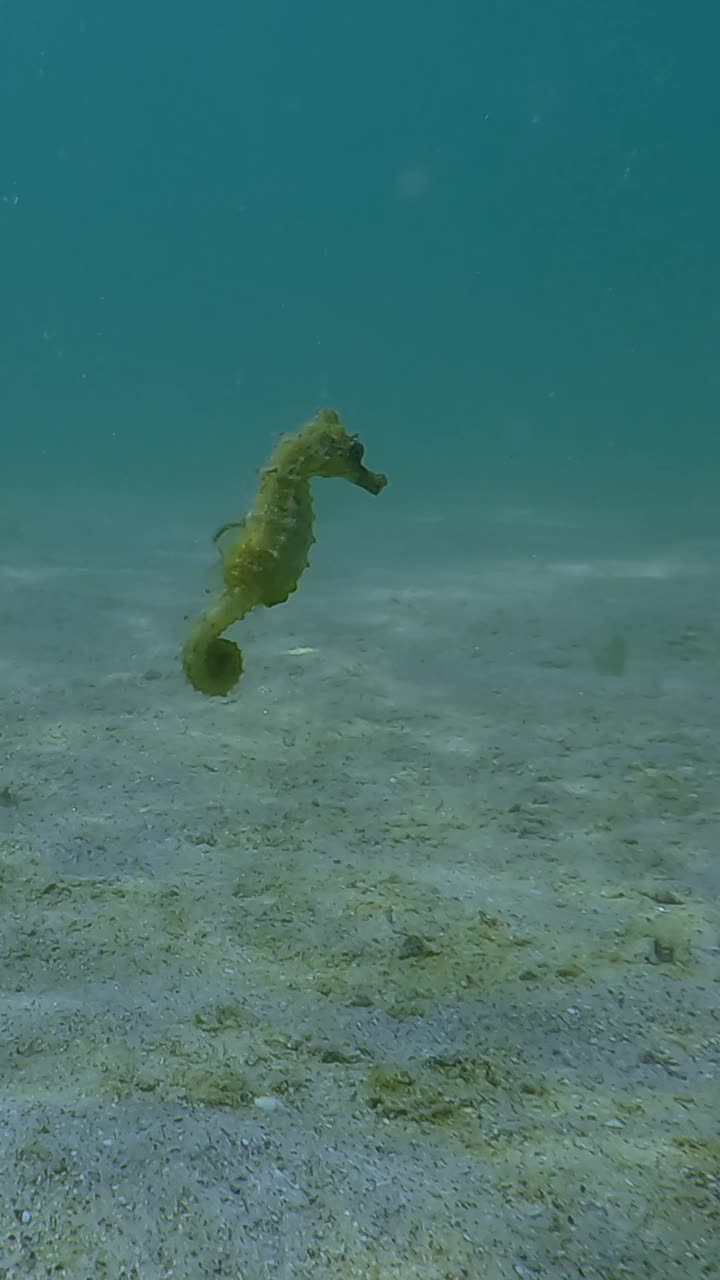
3, 0, 720, 512
1, 4, 719, 1280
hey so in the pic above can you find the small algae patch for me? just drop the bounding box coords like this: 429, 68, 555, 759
98, 1037, 253, 1110
593, 632, 629, 676
366, 1054, 519, 1130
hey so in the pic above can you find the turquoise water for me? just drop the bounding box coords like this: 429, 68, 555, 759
2, 9, 719, 1278
3, 1, 719, 513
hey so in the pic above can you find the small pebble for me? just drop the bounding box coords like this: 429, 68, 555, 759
254, 1095, 282, 1111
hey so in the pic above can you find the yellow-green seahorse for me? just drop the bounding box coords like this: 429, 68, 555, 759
182, 408, 388, 696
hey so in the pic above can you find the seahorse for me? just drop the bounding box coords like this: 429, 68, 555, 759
182, 408, 388, 696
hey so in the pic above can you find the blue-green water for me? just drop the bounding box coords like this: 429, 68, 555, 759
3, 1, 719, 512
2, 10, 719, 1277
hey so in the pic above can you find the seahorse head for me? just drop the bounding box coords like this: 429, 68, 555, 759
304, 409, 387, 494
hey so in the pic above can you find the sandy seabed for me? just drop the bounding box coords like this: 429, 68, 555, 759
0, 493, 718, 1280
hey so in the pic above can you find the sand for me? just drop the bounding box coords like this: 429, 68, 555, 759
0, 493, 718, 1279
